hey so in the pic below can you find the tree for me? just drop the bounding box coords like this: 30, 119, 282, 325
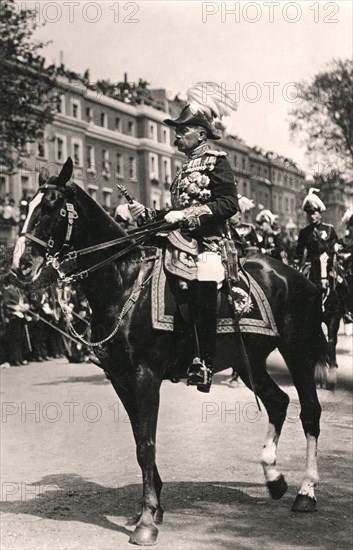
0, 0, 59, 174
289, 58, 353, 174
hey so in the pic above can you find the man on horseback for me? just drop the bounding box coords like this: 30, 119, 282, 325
129, 84, 239, 392
256, 210, 288, 263
296, 188, 353, 323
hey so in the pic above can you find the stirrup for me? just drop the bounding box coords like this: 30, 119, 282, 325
187, 357, 213, 392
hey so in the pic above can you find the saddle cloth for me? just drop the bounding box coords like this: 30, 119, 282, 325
151, 255, 279, 336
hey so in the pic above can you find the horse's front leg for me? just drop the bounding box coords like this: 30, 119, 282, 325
130, 364, 162, 546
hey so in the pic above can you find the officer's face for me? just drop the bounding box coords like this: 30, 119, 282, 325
307, 210, 321, 225
174, 126, 204, 153
260, 221, 272, 234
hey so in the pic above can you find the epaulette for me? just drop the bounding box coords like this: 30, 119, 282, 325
204, 149, 227, 157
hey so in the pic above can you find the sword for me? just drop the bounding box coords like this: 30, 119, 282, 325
116, 183, 146, 226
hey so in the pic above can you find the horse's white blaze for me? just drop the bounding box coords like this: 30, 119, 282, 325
298, 434, 319, 499
12, 192, 44, 269
12, 236, 27, 269
261, 423, 281, 482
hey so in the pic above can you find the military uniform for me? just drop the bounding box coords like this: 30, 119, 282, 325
297, 222, 337, 288
261, 231, 287, 263
154, 144, 238, 241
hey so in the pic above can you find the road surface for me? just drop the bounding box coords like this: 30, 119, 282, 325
1, 327, 352, 550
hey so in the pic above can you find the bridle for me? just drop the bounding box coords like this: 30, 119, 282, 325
20, 181, 176, 347
22, 182, 174, 283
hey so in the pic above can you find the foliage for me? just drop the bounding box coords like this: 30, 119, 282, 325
289, 59, 353, 174
0, 0, 59, 174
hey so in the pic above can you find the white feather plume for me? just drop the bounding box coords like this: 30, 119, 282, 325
342, 209, 353, 224
255, 209, 276, 225
237, 194, 255, 213
187, 82, 238, 120
302, 187, 326, 212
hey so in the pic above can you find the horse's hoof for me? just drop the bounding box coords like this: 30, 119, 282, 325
126, 513, 141, 526
154, 507, 164, 524
291, 493, 317, 513
267, 474, 288, 500
129, 525, 158, 546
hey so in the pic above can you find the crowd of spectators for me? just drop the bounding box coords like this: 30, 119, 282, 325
0, 250, 91, 368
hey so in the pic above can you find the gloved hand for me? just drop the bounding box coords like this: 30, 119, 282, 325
164, 210, 185, 224
128, 201, 146, 221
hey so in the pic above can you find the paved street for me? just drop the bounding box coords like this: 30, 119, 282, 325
1, 328, 352, 550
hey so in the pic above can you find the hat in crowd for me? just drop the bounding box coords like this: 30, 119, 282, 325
302, 188, 326, 213
164, 82, 238, 141
255, 209, 277, 226
342, 208, 353, 228
237, 194, 255, 214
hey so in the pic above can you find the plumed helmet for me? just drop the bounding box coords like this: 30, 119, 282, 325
237, 194, 255, 214
302, 188, 326, 213
342, 209, 353, 228
255, 209, 277, 226
164, 82, 238, 141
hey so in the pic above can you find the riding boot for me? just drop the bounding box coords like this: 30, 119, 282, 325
187, 281, 218, 393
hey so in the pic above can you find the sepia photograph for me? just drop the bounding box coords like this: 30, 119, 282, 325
0, 0, 352, 548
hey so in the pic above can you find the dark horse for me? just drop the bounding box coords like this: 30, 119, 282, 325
13, 159, 329, 545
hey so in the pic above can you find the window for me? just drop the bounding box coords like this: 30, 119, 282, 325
149, 153, 159, 181
36, 132, 47, 159
162, 128, 169, 144
71, 99, 81, 119
149, 122, 157, 141
243, 181, 247, 195
174, 161, 182, 173
55, 135, 67, 162
100, 112, 108, 128
57, 95, 65, 114
242, 158, 246, 171
86, 145, 95, 172
21, 176, 30, 191
0, 175, 7, 195
285, 197, 289, 212
278, 195, 283, 212
162, 157, 171, 184
102, 149, 110, 176
129, 156, 137, 180
115, 117, 121, 131
102, 188, 112, 208
116, 153, 123, 178
72, 139, 83, 166
86, 107, 93, 122
127, 120, 135, 135
234, 155, 237, 168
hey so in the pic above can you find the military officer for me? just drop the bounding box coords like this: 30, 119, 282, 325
256, 210, 287, 263
129, 103, 239, 392
296, 188, 353, 323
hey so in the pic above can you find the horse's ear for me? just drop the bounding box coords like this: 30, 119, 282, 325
57, 157, 73, 187
38, 167, 50, 187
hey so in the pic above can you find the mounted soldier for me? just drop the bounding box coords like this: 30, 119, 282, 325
296, 188, 353, 324
256, 210, 288, 263
228, 194, 259, 257
129, 83, 239, 392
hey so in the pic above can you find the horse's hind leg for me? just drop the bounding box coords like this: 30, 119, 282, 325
238, 346, 290, 500
281, 351, 321, 512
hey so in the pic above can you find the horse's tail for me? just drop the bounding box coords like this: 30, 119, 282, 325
314, 327, 337, 391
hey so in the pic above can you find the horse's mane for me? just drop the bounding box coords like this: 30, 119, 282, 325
69, 182, 128, 239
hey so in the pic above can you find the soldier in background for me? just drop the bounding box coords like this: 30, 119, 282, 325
228, 194, 259, 257
256, 210, 288, 263
296, 188, 353, 324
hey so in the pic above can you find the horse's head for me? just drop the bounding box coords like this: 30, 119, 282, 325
12, 157, 75, 283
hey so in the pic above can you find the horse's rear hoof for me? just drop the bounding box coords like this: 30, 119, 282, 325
267, 474, 288, 500
291, 493, 317, 513
129, 525, 158, 546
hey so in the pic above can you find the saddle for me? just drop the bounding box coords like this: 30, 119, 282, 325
163, 230, 198, 281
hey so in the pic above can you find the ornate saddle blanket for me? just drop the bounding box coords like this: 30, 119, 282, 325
151, 256, 279, 336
